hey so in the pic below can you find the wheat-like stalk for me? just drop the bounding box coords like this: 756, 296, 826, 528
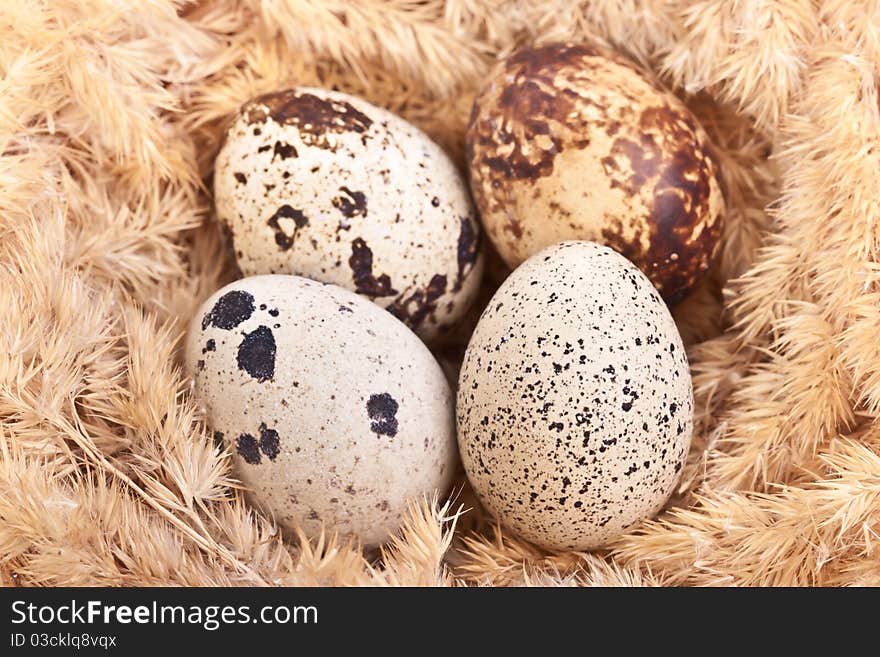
1, 0, 878, 587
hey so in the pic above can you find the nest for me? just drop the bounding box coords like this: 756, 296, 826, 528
2, 1, 879, 587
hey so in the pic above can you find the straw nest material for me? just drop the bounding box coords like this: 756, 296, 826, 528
3, 0, 879, 587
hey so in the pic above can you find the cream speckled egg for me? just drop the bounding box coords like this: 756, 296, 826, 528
214, 87, 484, 342
185, 275, 456, 548
457, 242, 693, 551
466, 42, 724, 303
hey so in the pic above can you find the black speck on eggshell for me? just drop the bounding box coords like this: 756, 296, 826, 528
236, 433, 261, 464
201, 290, 255, 330
456, 241, 693, 551
366, 393, 399, 437
258, 422, 281, 460
237, 325, 276, 382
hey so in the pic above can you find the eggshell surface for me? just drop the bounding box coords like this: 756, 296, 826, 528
215, 87, 484, 341
466, 42, 724, 303
457, 242, 693, 550
186, 275, 457, 548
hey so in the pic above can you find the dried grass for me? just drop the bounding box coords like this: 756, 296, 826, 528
2, 0, 878, 587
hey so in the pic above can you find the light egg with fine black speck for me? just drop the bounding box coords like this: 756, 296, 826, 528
185, 274, 457, 548
214, 86, 485, 342
456, 241, 693, 551
466, 42, 725, 304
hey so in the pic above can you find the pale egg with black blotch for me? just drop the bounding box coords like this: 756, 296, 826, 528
186, 275, 457, 548
214, 87, 485, 342
457, 242, 693, 551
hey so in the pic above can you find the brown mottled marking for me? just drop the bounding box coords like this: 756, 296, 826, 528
598, 105, 721, 301
332, 186, 368, 218
272, 140, 297, 161
455, 216, 481, 292
387, 274, 448, 328
215, 85, 486, 343
243, 89, 374, 149
468, 45, 597, 184
601, 133, 662, 194
644, 108, 720, 302
466, 41, 725, 302
267, 205, 308, 251
349, 238, 397, 297
466, 44, 601, 249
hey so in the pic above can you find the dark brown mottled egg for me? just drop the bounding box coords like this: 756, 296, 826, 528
466, 42, 724, 303
215, 87, 484, 342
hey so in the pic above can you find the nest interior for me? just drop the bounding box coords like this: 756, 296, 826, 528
2, 0, 879, 586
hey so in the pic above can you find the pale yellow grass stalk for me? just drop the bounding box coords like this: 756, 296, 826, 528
2, 0, 878, 588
